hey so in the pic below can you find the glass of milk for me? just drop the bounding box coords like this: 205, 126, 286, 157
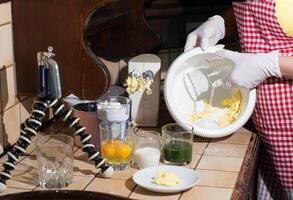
133, 131, 161, 169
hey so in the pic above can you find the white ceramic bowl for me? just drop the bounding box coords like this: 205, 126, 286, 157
164, 45, 256, 138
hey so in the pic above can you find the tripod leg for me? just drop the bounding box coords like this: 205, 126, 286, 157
0, 98, 113, 192
47, 99, 114, 178
0, 98, 48, 192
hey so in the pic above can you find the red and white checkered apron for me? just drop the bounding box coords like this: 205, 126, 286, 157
233, 0, 293, 199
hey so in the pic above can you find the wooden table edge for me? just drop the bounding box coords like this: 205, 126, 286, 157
231, 132, 260, 200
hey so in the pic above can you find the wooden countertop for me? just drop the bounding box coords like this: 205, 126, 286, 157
0, 119, 260, 200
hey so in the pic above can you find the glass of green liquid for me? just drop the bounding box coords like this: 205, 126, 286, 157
162, 123, 193, 165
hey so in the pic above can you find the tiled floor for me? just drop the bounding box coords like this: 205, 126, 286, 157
0, 123, 252, 200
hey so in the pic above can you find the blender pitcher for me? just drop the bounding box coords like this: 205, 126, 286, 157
184, 54, 235, 107
97, 96, 134, 170
96, 96, 131, 139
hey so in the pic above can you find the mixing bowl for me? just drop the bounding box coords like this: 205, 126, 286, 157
164, 45, 256, 138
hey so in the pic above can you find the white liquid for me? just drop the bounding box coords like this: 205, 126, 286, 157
133, 147, 161, 169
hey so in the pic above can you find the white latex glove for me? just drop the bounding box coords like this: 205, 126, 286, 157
215, 50, 282, 89
184, 15, 225, 52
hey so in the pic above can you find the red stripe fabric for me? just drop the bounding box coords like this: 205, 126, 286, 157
233, 0, 293, 198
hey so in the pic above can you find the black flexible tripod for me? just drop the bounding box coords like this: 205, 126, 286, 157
0, 48, 113, 192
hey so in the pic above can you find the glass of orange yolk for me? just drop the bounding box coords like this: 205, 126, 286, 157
100, 122, 135, 171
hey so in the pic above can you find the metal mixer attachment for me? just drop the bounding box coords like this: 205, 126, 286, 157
37, 46, 62, 98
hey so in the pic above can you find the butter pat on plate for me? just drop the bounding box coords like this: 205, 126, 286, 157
153, 172, 180, 186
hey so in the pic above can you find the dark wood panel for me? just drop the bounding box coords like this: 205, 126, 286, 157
145, 0, 231, 48
0, 0, 10, 3
86, 0, 161, 60
12, 0, 161, 100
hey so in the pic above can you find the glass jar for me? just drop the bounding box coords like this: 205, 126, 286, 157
162, 123, 193, 165
133, 131, 161, 169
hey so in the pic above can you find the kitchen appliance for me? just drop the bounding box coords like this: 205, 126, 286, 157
37, 46, 61, 99
164, 45, 256, 138
127, 54, 161, 127
97, 96, 133, 171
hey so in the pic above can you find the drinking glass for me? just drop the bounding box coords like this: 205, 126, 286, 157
162, 123, 193, 165
35, 134, 73, 189
99, 121, 134, 171
133, 131, 161, 169
96, 96, 131, 123
97, 96, 131, 142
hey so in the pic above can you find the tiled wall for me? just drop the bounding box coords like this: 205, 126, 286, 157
0, 2, 34, 151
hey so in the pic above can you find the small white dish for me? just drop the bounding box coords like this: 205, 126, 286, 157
132, 165, 200, 193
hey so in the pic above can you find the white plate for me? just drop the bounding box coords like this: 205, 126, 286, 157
164, 45, 256, 138
132, 165, 200, 193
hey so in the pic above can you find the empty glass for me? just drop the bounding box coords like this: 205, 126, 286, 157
133, 131, 161, 169
162, 123, 193, 165
35, 134, 73, 189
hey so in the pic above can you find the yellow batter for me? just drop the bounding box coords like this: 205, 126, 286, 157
275, 0, 293, 37
153, 172, 180, 186
190, 89, 242, 127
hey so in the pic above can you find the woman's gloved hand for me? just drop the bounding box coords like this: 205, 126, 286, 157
184, 15, 225, 52
215, 50, 282, 89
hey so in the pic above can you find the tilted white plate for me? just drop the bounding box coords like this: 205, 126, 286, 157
132, 165, 200, 193
164, 45, 256, 138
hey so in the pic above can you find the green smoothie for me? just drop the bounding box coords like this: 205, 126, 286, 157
163, 140, 192, 164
